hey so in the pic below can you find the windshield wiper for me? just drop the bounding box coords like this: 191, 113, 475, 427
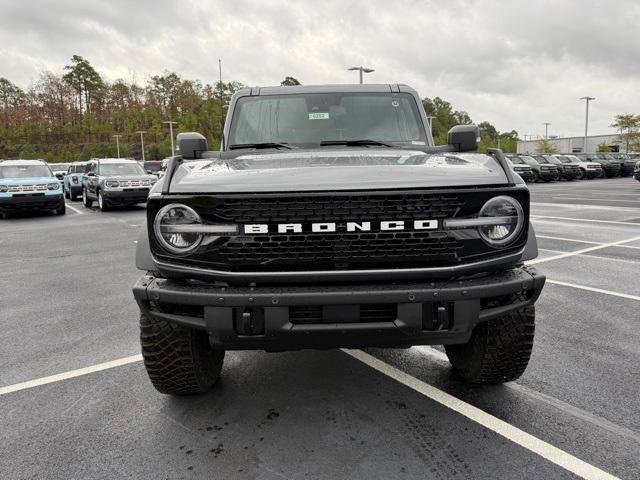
319, 139, 395, 147
229, 142, 294, 150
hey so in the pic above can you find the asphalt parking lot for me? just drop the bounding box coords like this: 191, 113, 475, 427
1, 178, 639, 480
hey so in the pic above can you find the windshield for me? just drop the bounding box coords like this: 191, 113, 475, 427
49, 163, 70, 171
144, 163, 162, 172
520, 155, 539, 165
100, 163, 145, 176
534, 156, 550, 164
73, 164, 87, 173
544, 156, 561, 165
228, 92, 426, 147
0, 164, 53, 179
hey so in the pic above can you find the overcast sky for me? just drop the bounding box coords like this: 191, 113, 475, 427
1, 0, 638, 138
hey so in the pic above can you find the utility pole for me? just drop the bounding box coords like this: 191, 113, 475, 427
113, 134, 121, 158
542, 122, 552, 139
163, 121, 177, 156
347, 66, 374, 84
580, 96, 595, 153
136, 131, 147, 162
218, 58, 224, 148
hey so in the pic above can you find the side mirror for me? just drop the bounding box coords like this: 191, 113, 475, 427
448, 125, 480, 152
86, 172, 96, 177
177, 132, 208, 159
55, 173, 64, 180
146, 169, 153, 174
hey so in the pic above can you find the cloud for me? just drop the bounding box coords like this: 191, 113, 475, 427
0, 0, 638, 137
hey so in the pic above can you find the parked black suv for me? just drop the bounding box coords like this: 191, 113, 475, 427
82, 158, 157, 211
133, 84, 545, 395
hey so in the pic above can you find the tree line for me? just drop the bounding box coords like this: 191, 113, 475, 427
13, 54, 636, 162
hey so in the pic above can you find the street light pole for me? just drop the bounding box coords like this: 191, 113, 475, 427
163, 121, 177, 156
580, 96, 595, 153
347, 66, 374, 84
542, 122, 552, 139
113, 135, 121, 158
136, 131, 147, 162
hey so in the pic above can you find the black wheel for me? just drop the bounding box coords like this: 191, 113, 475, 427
70, 190, 78, 201
140, 311, 225, 395
97, 190, 109, 211
82, 187, 93, 208
577, 168, 585, 180
55, 203, 66, 215
445, 304, 534, 384
64, 188, 69, 199
532, 171, 540, 183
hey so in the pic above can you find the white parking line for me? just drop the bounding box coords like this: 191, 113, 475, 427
537, 235, 640, 250
343, 349, 620, 480
0, 354, 142, 396
413, 347, 640, 445
536, 235, 602, 245
65, 203, 84, 215
531, 215, 640, 226
526, 235, 640, 265
548, 197, 640, 204
546, 280, 640, 302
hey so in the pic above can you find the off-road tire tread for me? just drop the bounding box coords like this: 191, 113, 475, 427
445, 304, 534, 384
140, 312, 224, 395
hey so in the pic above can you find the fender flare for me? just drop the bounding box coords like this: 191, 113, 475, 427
135, 220, 156, 271
521, 224, 539, 262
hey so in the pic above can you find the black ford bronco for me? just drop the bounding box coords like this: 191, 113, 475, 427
133, 84, 545, 395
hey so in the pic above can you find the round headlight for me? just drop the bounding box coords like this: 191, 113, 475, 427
154, 204, 203, 254
477, 196, 524, 247
47, 183, 60, 190
106, 180, 119, 188
0, 185, 8, 193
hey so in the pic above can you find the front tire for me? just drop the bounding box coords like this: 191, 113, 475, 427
70, 190, 78, 201
55, 203, 66, 215
97, 190, 108, 211
445, 304, 534, 384
82, 187, 93, 208
140, 312, 225, 395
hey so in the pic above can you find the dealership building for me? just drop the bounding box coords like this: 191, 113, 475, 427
516, 134, 623, 154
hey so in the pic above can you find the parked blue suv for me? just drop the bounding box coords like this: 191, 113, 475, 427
0, 160, 65, 218
63, 161, 87, 201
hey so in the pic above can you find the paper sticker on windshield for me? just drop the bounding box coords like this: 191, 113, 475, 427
309, 112, 330, 120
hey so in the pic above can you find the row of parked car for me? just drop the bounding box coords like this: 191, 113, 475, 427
0, 158, 160, 217
506, 153, 640, 183
507, 153, 640, 182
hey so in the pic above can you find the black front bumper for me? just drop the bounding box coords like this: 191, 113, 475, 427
585, 168, 604, 179
103, 188, 149, 205
561, 168, 581, 180
0, 194, 64, 212
133, 266, 545, 351
516, 171, 536, 182
539, 170, 558, 181
620, 164, 635, 176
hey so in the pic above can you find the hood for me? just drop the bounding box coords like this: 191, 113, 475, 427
0, 176, 58, 185
169, 149, 510, 193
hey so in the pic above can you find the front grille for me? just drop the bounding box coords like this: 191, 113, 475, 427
8, 184, 46, 192
221, 231, 462, 269
118, 180, 148, 187
149, 189, 529, 273
289, 304, 397, 324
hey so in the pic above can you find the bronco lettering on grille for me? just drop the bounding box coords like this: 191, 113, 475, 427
243, 220, 438, 234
